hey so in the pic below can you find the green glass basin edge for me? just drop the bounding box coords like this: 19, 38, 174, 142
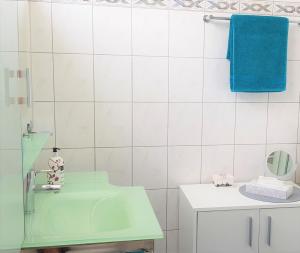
22, 172, 163, 249
22, 132, 50, 178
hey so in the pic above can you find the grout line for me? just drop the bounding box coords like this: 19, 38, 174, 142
21, 49, 300, 62
264, 93, 270, 177
131, 0, 134, 187
49, 0, 58, 148
232, 93, 237, 177
200, 12, 206, 184
43, 143, 300, 150
165, 4, 170, 239
17, 0, 27, 240
295, 92, 300, 182
33, 100, 300, 104
91, 0, 97, 172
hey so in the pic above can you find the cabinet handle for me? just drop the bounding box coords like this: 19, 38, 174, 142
267, 216, 272, 246
25, 68, 32, 107
248, 217, 253, 247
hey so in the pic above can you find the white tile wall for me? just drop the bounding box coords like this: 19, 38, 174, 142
169, 58, 203, 102
133, 103, 168, 146
30, 2, 52, 52
54, 54, 94, 101
202, 103, 235, 145
52, 3, 93, 53
169, 11, 204, 57
94, 55, 132, 102
29, 2, 300, 252
132, 8, 168, 56
96, 147, 132, 186
0, 1, 18, 52
55, 102, 94, 148
93, 6, 131, 55
201, 145, 234, 183
95, 103, 132, 147
133, 56, 168, 102
133, 147, 167, 189
31, 53, 54, 101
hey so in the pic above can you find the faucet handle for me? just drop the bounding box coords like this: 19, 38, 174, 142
34, 169, 52, 174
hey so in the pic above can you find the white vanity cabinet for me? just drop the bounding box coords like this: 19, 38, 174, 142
197, 209, 259, 253
259, 207, 300, 253
179, 184, 300, 253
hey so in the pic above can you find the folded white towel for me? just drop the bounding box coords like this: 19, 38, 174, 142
245, 177, 294, 200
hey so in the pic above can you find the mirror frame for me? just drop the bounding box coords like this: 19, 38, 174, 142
266, 150, 296, 180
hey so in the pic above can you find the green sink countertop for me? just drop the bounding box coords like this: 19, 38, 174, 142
22, 172, 163, 249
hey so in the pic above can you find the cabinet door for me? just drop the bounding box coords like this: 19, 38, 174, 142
260, 207, 300, 253
197, 209, 259, 253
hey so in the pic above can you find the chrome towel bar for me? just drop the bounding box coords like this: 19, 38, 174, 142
203, 14, 300, 25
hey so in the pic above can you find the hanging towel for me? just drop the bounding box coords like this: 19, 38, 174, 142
227, 15, 289, 92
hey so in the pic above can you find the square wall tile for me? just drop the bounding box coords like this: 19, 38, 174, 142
133, 103, 168, 146
169, 57, 203, 102
18, 1, 30, 52
52, 3, 93, 53
167, 230, 179, 253
0, 1, 18, 52
169, 11, 204, 57
53, 54, 94, 101
168, 146, 201, 188
168, 103, 202, 145
132, 8, 168, 56
235, 103, 268, 144
204, 13, 230, 58
236, 92, 268, 103
95, 103, 132, 147
96, 147, 132, 186
267, 103, 298, 144
269, 61, 300, 103
133, 56, 168, 102
33, 102, 55, 148
60, 148, 95, 171
95, 55, 132, 102
202, 103, 235, 145
133, 147, 167, 189
203, 59, 235, 102
288, 25, 300, 60
234, 145, 266, 182
167, 189, 178, 230
93, 6, 131, 55
146, 189, 167, 230
31, 53, 54, 101
201, 145, 234, 183
55, 102, 94, 148
30, 2, 52, 52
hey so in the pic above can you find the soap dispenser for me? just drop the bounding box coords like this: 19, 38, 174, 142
47, 147, 64, 185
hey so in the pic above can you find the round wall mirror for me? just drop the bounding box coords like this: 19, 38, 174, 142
266, 150, 294, 178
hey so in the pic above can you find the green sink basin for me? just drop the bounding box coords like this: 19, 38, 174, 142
23, 172, 163, 249
36, 192, 130, 236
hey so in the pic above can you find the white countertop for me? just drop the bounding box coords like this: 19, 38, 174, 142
180, 183, 300, 211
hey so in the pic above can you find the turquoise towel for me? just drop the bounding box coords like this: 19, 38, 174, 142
227, 15, 289, 92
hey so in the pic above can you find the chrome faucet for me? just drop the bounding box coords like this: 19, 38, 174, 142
24, 168, 62, 214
